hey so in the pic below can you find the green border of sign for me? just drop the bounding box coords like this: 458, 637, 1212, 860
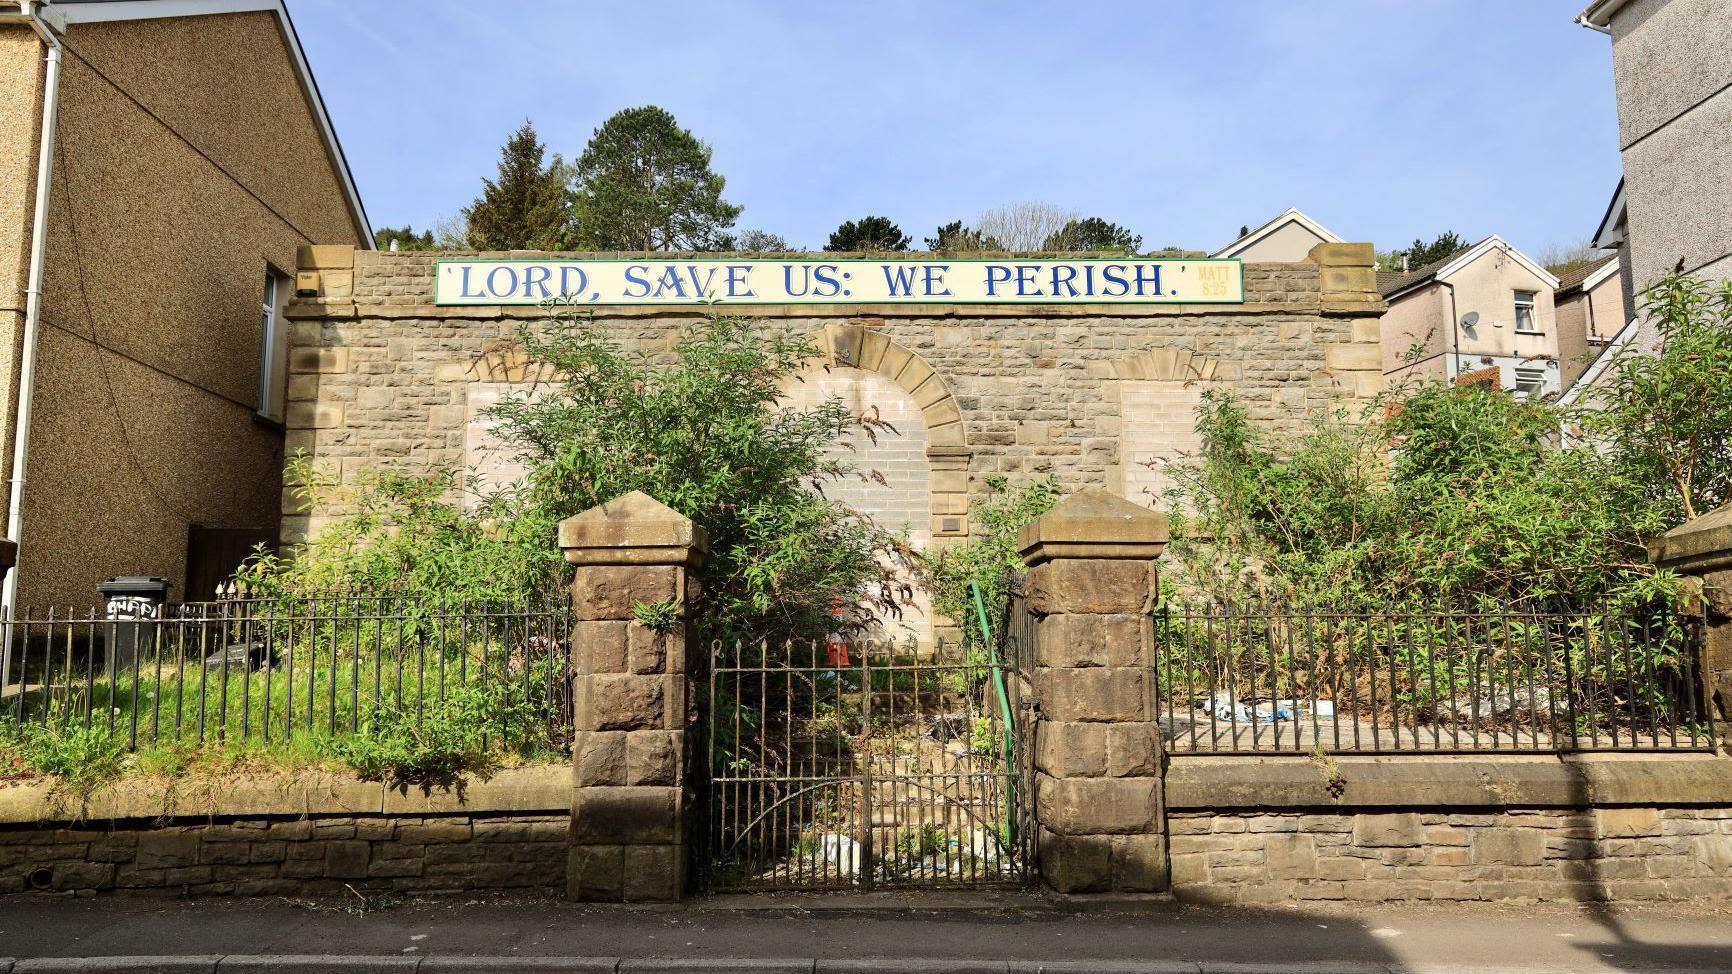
428, 256, 1247, 308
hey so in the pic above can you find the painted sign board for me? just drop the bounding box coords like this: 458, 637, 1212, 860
433, 258, 1244, 307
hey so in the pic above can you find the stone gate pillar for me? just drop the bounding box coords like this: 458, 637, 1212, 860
559, 491, 708, 901
1016, 490, 1169, 893
1649, 505, 1732, 750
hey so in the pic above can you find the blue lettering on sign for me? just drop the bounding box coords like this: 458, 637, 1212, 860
558, 265, 589, 299
1101, 264, 1129, 298
787, 264, 844, 298
458, 265, 486, 299
485, 266, 518, 299
1050, 264, 1079, 298
522, 265, 552, 299
622, 265, 650, 298
881, 264, 920, 297
725, 265, 755, 298
984, 265, 1012, 296
651, 266, 688, 299
1014, 264, 1038, 297
922, 264, 952, 297
1134, 264, 1161, 296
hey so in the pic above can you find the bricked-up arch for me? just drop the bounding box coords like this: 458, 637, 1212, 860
1109, 347, 1224, 510
811, 326, 971, 539
460, 340, 559, 384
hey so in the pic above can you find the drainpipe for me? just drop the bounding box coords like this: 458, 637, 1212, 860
1439, 280, 1461, 383
2, 0, 65, 663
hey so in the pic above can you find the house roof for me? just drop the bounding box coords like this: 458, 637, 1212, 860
1576, 0, 1633, 29
1212, 207, 1343, 258
1378, 235, 1560, 300
43, 0, 372, 247
1592, 179, 1627, 251
1555, 253, 1619, 294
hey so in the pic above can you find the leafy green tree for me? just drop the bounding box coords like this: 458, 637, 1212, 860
484, 309, 912, 642
924, 221, 1002, 252
464, 121, 577, 251
1042, 217, 1143, 252
572, 106, 741, 251
374, 225, 436, 251
1590, 274, 1732, 521
825, 216, 910, 252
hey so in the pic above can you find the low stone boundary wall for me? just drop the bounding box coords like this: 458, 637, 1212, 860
1165, 755, 1732, 903
0, 766, 570, 897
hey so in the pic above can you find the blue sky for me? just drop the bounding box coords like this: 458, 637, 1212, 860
290, 0, 1621, 257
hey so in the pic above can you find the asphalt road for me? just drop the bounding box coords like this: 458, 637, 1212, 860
0, 893, 1729, 973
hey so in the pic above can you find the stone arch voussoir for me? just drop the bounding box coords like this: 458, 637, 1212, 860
810, 325, 971, 539
1109, 347, 1222, 383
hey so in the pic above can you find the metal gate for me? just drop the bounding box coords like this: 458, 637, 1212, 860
701, 637, 1030, 891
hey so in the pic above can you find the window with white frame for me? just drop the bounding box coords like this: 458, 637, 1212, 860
1513, 366, 1547, 397
258, 268, 291, 421
1513, 290, 1540, 333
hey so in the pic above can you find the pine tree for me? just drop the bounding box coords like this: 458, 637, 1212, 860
373, 225, 436, 251
572, 106, 741, 251
924, 221, 1001, 252
463, 121, 576, 251
825, 216, 910, 252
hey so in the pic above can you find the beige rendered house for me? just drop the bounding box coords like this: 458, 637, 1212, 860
1377, 236, 1563, 397
1214, 207, 1343, 262
1554, 252, 1629, 392
0, 0, 370, 608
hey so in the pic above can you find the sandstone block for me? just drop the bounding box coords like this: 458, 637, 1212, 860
1037, 666, 1147, 723
135, 832, 200, 870
1036, 722, 1109, 778
1040, 831, 1113, 893
572, 787, 678, 845
1473, 829, 1547, 867
577, 674, 668, 732
628, 623, 676, 675
567, 844, 624, 901
574, 730, 628, 787
624, 844, 684, 902
1024, 560, 1155, 615
1035, 774, 1160, 836
1110, 833, 1169, 892
325, 840, 371, 879
569, 566, 683, 622
1106, 723, 1161, 777
572, 621, 629, 674
1597, 807, 1662, 838
626, 731, 682, 786
1353, 813, 1424, 848
1034, 613, 1146, 669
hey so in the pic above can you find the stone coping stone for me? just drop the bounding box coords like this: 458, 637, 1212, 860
1018, 490, 1169, 566
0, 764, 568, 827
560, 491, 708, 566
1648, 502, 1732, 574
1165, 752, 1732, 811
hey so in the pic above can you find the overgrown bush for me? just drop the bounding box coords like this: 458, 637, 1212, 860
484, 307, 914, 642
238, 460, 558, 604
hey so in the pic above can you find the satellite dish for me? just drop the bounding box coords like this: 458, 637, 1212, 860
1461, 311, 1480, 328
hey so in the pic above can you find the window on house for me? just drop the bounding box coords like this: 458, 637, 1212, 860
1513, 367, 1547, 397
257, 268, 291, 421
1513, 291, 1539, 333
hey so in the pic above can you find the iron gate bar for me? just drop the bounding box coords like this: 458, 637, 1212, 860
703, 637, 1028, 893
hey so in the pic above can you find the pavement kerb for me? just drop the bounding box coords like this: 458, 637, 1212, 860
2, 958, 1726, 974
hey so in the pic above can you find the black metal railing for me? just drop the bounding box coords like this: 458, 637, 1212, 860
703, 638, 1029, 891
0, 595, 572, 755
1153, 601, 1713, 754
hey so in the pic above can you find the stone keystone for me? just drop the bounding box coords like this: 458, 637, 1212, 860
559, 491, 709, 567
1017, 489, 1169, 567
